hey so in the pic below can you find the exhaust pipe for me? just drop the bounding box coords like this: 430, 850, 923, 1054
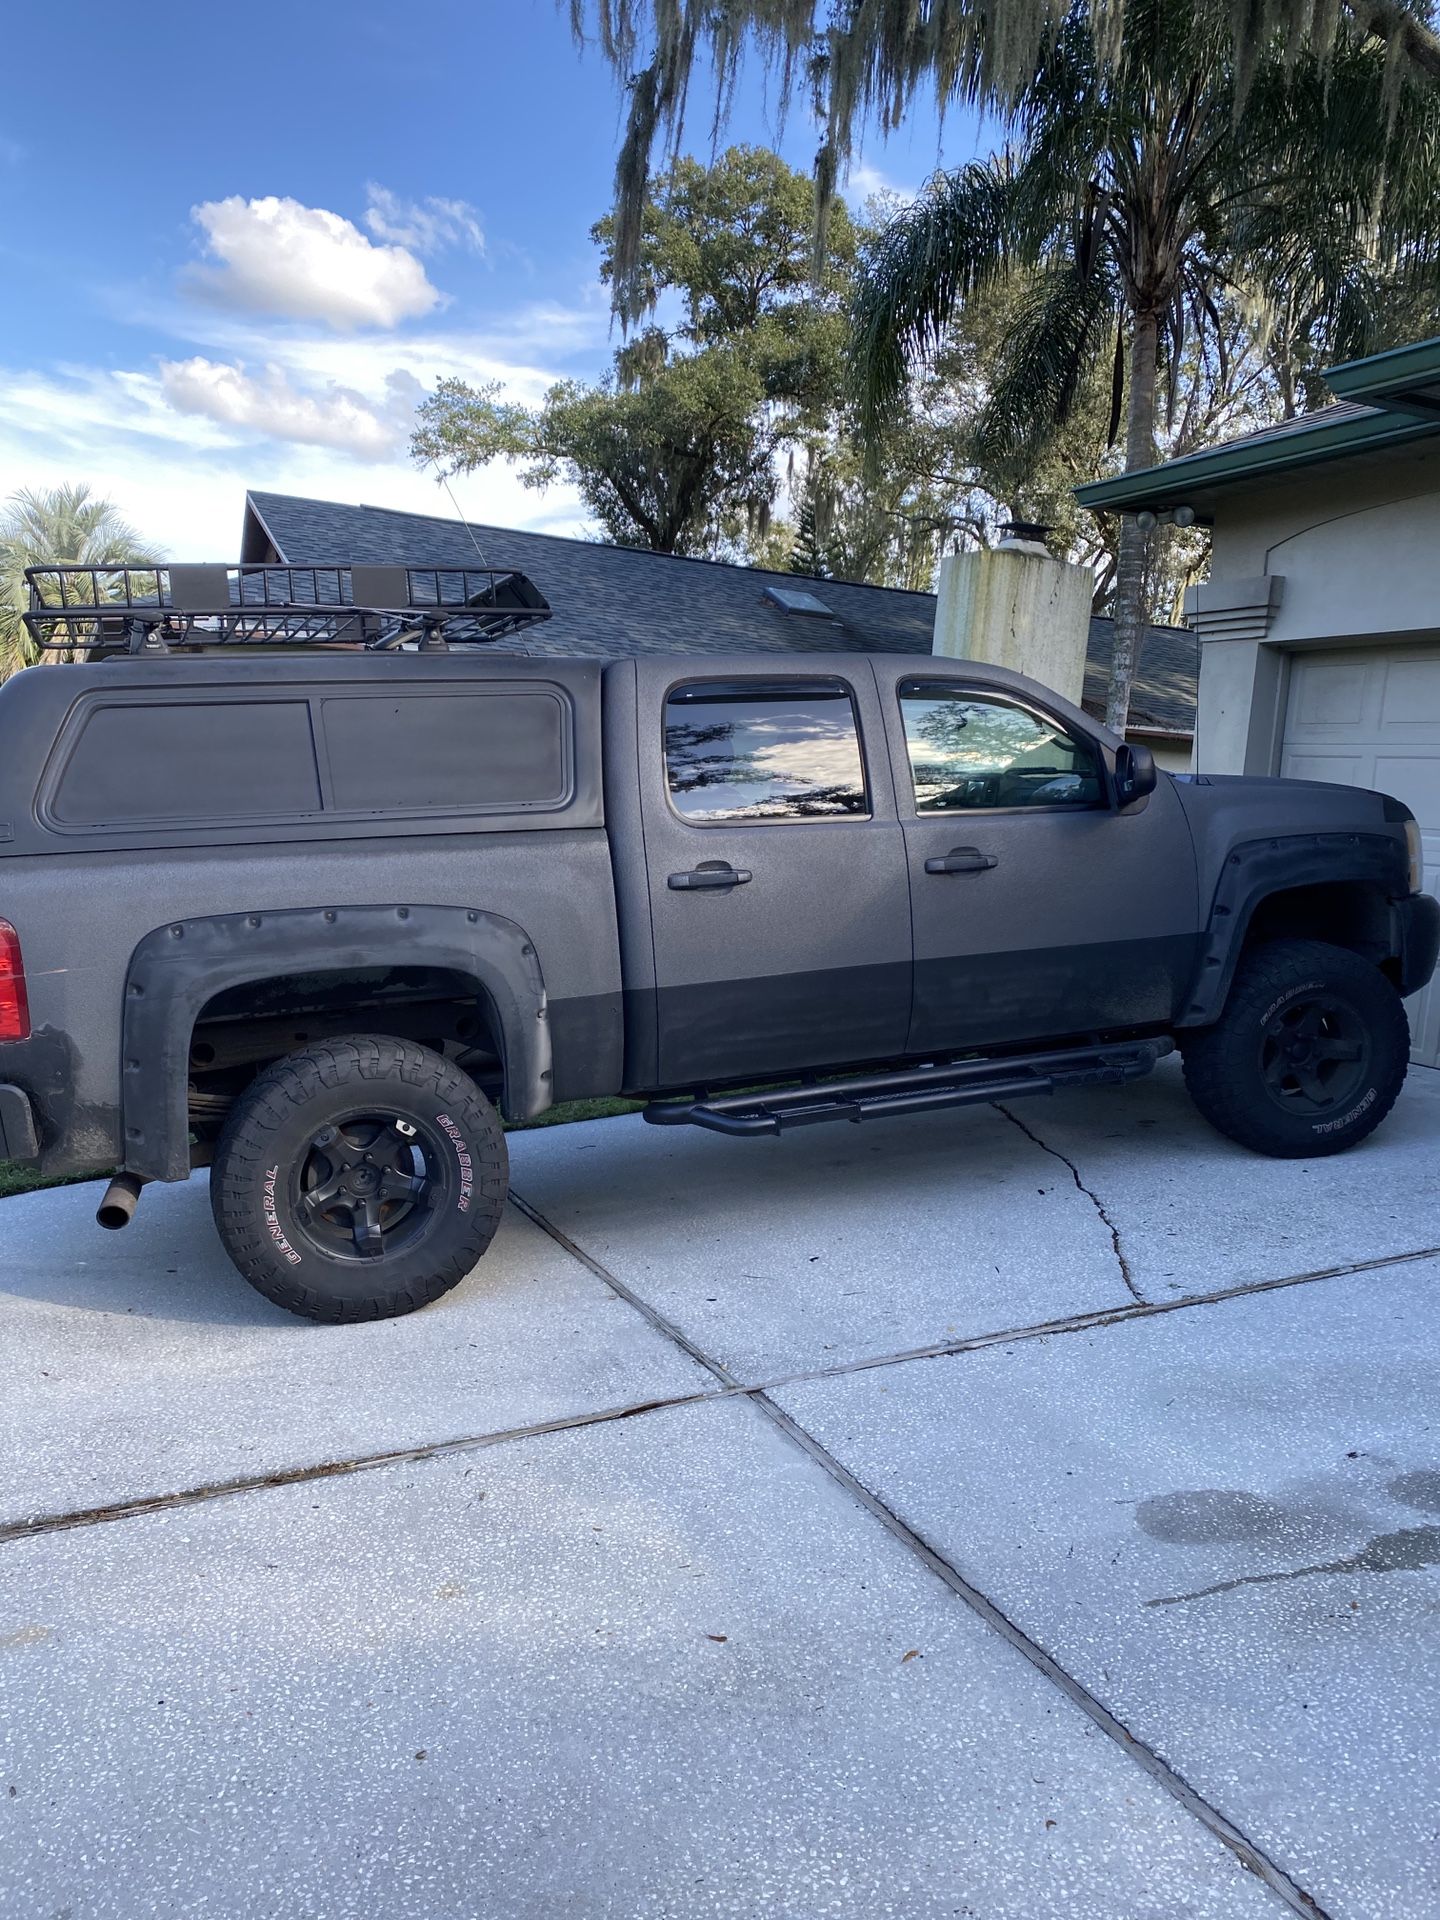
96, 1172, 147, 1231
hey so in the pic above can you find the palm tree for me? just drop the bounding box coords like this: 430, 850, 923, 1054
847, 7, 1440, 727
0, 484, 162, 677
571, 1, 1440, 316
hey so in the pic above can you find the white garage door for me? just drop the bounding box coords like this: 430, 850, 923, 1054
1281, 646, 1440, 1067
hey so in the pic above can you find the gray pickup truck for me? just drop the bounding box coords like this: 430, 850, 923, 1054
0, 561, 1434, 1322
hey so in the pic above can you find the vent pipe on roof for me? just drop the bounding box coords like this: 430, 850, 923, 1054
996, 519, 1053, 557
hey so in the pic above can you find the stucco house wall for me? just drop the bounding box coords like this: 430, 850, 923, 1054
1192, 442, 1440, 775
1074, 343, 1440, 1067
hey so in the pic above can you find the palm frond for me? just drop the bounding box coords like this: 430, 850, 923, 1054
0, 484, 162, 676
973, 258, 1119, 472
848, 160, 1018, 442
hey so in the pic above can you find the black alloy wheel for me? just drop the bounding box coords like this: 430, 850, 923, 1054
1181, 937, 1409, 1158
210, 1035, 508, 1321
1257, 992, 1371, 1120
292, 1111, 453, 1263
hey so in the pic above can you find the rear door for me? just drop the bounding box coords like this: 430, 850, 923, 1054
875, 664, 1200, 1054
635, 660, 912, 1086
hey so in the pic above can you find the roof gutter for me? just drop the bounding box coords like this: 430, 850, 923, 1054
1074, 412, 1439, 514
1323, 335, 1440, 404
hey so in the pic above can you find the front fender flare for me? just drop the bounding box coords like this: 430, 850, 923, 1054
1177, 832, 1410, 1028
122, 903, 550, 1181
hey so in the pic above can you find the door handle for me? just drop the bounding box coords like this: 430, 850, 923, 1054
668, 862, 753, 891
924, 847, 998, 875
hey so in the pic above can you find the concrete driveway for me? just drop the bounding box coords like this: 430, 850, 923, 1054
1, 1057, 1437, 1920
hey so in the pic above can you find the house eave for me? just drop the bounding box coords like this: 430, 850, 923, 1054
240, 492, 288, 564
1323, 334, 1440, 407
1073, 414, 1440, 516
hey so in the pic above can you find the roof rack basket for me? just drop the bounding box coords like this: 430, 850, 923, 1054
22, 562, 552, 656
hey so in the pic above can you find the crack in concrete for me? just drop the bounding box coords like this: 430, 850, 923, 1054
11, 1190, 1435, 1912
749, 1239, 1440, 1391
993, 1102, 1145, 1303
1147, 1525, 1440, 1608
6, 1223, 1436, 1549
513, 1193, 1333, 1920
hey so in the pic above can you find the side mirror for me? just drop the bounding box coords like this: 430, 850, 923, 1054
1113, 742, 1157, 806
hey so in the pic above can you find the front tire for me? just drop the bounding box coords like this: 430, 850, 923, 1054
210, 1035, 508, 1321
1181, 938, 1409, 1158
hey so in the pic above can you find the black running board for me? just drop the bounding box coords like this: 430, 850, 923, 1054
643, 1038, 1174, 1137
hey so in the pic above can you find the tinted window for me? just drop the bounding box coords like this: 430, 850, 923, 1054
900, 686, 1102, 812
322, 692, 569, 813
53, 700, 321, 825
665, 681, 868, 822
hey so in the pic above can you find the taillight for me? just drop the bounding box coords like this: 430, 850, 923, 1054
0, 920, 29, 1042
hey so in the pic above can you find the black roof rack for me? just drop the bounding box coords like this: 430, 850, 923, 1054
22, 562, 552, 656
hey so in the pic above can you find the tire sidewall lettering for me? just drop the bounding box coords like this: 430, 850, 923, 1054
434, 1113, 473, 1214
262, 1165, 303, 1266
1311, 1086, 1377, 1135
1258, 980, 1326, 1028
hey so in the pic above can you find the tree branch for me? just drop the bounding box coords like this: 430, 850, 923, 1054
1345, 0, 1440, 84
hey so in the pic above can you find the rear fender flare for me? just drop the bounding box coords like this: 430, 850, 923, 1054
1177, 832, 1409, 1028
122, 904, 550, 1181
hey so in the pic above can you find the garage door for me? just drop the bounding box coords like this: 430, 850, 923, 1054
1281, 646, 1440, 1068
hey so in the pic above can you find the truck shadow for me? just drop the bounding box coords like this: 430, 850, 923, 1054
3, 1059, 1435, 1328
0, 1172, 293, 1327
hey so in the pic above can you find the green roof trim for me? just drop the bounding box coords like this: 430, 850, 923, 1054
1073, 408, 1438, 514
1075, 333, 1440, 515
1323, 334, 1440, 403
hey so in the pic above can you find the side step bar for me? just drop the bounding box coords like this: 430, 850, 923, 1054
643, 1038, 1174, 1138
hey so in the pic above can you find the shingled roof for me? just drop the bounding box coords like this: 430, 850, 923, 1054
241, 490, 1195, 736
1081, 617, 1197, 736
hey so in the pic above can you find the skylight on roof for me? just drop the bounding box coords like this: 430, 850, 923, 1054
763, 584, 836, 617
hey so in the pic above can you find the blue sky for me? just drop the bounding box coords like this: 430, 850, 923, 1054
2, 0, 981, 558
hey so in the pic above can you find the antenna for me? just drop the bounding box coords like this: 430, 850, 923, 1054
430, 462, 491, 569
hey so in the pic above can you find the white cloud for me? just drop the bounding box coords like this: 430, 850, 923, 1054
187, 195, 443, 330
109, 276, 613, 384
1, 232, 610, 565
159, 358, 421, 459
364, 184, 485, 256
0, 359, 589, 561
843, 159, 917, 208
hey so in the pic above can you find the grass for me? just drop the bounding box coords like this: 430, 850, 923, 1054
0, 1161, 101, 1200
506, 1094, 645, 1130
0, 1094, 647, 1202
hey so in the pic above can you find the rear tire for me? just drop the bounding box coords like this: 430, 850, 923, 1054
210, 1034, 508, 1321
1181, 938, 1409, 1158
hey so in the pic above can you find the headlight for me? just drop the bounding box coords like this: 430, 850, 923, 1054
1406, 817, 1424, 893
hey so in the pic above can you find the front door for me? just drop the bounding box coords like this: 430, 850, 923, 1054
875, 668, 1200, 1055
637, 664, 912, 1087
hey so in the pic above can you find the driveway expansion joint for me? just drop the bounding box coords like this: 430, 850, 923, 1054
0, 1385, 728, 1546
507, 1191, 746, 1391
753, 1240, 1440, 1390
994, 1102, 1145, 1302
7, 1227, 1433, 1553
510, 1188, 1335, 1920
757, 1396, 1331, 1920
